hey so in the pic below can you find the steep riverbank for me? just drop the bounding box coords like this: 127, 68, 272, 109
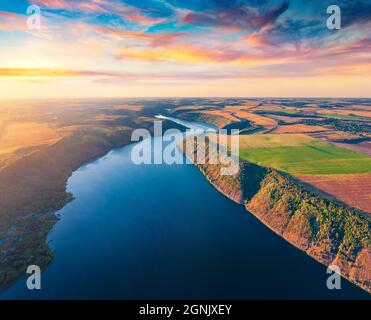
188, 138, 371, 293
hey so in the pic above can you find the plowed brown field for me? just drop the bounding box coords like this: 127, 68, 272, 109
333, 141, 371, 156
274, 124, 326, 133
296, 173, 371, 214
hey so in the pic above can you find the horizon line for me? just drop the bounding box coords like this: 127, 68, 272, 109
1, 96, 371, 101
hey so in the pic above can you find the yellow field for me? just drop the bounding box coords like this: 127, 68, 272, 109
172, 105, 206, 112
239, 133, 316, 148
233, 111, 277, 128
199, 110, 240, 122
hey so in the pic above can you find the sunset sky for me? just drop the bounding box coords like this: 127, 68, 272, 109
0, 0, 370, 98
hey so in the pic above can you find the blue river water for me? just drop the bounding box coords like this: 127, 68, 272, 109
1, 119, 369, 299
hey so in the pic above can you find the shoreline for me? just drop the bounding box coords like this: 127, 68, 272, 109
0, 117, 192, 294
0, 135, 134, 293
188, 155, 370, 294
1, 115, 369, 296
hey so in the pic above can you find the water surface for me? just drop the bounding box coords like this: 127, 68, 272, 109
1, 121, 368, 299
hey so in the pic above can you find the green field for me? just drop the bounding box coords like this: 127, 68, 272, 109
240, 134, 371, 174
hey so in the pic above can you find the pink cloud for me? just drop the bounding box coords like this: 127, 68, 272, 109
121, 13, 166, 26
0, 11, 27, 31
92, 25, 184, 46
33, 0, 109, 13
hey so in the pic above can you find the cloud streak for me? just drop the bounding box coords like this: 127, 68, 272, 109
0, 68, 119, 77
181, 1, 289, 32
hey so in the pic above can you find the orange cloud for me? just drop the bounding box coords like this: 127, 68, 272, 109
115, 44, 230, 63
0, 68, 117, 77
114, 42, 291, 66
246, 34, 271, 48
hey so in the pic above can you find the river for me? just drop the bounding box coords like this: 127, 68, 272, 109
1, 118, 368, 299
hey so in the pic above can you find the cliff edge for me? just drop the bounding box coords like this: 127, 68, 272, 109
186, 137, 371, 293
